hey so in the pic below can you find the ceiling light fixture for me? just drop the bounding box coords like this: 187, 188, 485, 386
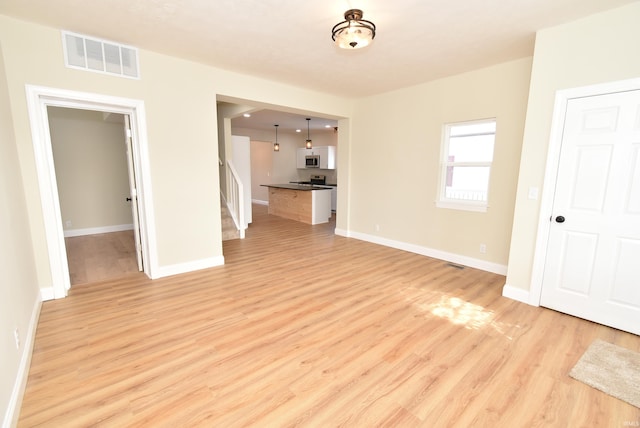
331, 9, 376, 49
305, 118, 312, 149
273, 124, 280, 152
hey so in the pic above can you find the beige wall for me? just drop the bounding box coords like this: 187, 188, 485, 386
0, 14, 352, 287
346, 58, 533, 267
0, 42, 40, 425
506, 2, 640, 293
48, 107, 133, 232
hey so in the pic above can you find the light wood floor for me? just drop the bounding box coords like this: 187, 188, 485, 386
65, 230, 139, 285
20, 205, 640, 426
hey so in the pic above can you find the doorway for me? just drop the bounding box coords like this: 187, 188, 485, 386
47, 107, 141, 284
531, 78, 640, 335
25, 85, 156, 299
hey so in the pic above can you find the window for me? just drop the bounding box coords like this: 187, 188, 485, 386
437, 119, 496, 212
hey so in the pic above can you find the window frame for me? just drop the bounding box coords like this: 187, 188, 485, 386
436, 118, 497, 213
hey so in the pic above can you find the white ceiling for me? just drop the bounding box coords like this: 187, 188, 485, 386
0, 0, 635, 131
229, 108, 338, 134
0, 0, 635, 98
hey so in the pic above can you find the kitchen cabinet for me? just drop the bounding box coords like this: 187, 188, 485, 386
296, 148, 307, 169
261, 184, 332, 224
296, 146, 336, 170
330, 187, 337, 211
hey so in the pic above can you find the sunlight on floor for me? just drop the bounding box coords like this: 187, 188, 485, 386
428, 296, 493, 330
403, 288, 515, 339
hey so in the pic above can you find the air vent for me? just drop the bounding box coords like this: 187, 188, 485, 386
62, 31, 140, 79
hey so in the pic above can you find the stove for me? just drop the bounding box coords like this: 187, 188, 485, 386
309, 175, 326, 185
290, 175, 326, 186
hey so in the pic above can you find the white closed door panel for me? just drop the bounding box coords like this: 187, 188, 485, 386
541, 89, 640, 335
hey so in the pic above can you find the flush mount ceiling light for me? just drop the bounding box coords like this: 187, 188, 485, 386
331, 9, 376, 49
305, 118, 312, 149
273, 124, 280, 152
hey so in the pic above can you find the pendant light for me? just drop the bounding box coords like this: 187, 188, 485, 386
305, 118, 312, 149
273, 124, 280, 152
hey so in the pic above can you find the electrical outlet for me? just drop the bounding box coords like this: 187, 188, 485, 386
65, 220, 72, 228
480, 244, 487, 254
375, 224, 380, 232
14, 328, 20, 350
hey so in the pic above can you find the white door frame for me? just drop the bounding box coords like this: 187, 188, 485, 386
528, 77, 640, 306
25, 85, 158, 299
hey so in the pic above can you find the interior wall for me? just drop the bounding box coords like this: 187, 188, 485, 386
250, 140, 273, 203
48, 107, 132, 234
0, 42, 40, 426
347, 57, 533, 268
506, 2, 640, 295
0, 14, 352, 288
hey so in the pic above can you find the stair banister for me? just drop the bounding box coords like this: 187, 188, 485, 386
225, 160, 246, 239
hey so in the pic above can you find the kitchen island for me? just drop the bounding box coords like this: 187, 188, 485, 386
261, 184, 332, 225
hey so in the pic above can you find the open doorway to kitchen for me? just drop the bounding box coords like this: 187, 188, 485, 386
217, 97, 344, 242
25, 85, 156, 300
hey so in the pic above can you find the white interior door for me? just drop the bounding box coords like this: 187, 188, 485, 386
540, 89, 640, 335
124, 115, 143, 271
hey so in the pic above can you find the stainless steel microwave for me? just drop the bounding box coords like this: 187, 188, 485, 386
305, 155, 319, 168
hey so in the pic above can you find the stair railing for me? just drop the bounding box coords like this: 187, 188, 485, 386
225, 159, 246, 239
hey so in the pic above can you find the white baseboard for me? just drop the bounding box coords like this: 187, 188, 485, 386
64, 224, 134, 238
4, 295, 41, 428
40, 287, 55, 302
252, 199, 268, 206
334, 229, 507, 275
502, 284, 533, 304
152, 255, 225, 279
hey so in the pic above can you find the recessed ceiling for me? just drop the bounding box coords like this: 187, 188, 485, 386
229, 109, 337, 134
0, 0, 634, 98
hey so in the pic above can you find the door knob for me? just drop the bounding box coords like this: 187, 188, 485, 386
126, 197, 132, 202
555, 215, 565, 223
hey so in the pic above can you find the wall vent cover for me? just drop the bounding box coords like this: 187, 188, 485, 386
62, 31, 140, 79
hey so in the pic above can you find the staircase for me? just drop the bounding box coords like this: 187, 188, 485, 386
221, 199, 241, 241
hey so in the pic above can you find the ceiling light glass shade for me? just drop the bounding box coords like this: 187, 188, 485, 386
305, 139, 312, 149
332, 9, 376, 49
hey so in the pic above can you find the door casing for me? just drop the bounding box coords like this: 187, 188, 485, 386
529, 77, 640, 306
25, 85, 157, 299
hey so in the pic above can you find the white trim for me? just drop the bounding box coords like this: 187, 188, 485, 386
153, 256, 225, 279
529, 77, 640, 306
435, 200, 488, 213
25, 85, 158, 299
502, 284, 532, 304
63, 224, 134, 238
335, 228, 349, 238
3, 296, 41, 427
252, 199, 268, 206
337, 229, 507, 275
40, 287, 55, 302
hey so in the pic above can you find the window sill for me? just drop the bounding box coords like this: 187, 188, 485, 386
436, 200, 488, 213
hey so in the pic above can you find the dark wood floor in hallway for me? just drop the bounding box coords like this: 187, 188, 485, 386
19, 204, 640, 426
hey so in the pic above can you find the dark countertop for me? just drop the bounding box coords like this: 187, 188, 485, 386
289, 181, 337, 187
261, 184, 332, 191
